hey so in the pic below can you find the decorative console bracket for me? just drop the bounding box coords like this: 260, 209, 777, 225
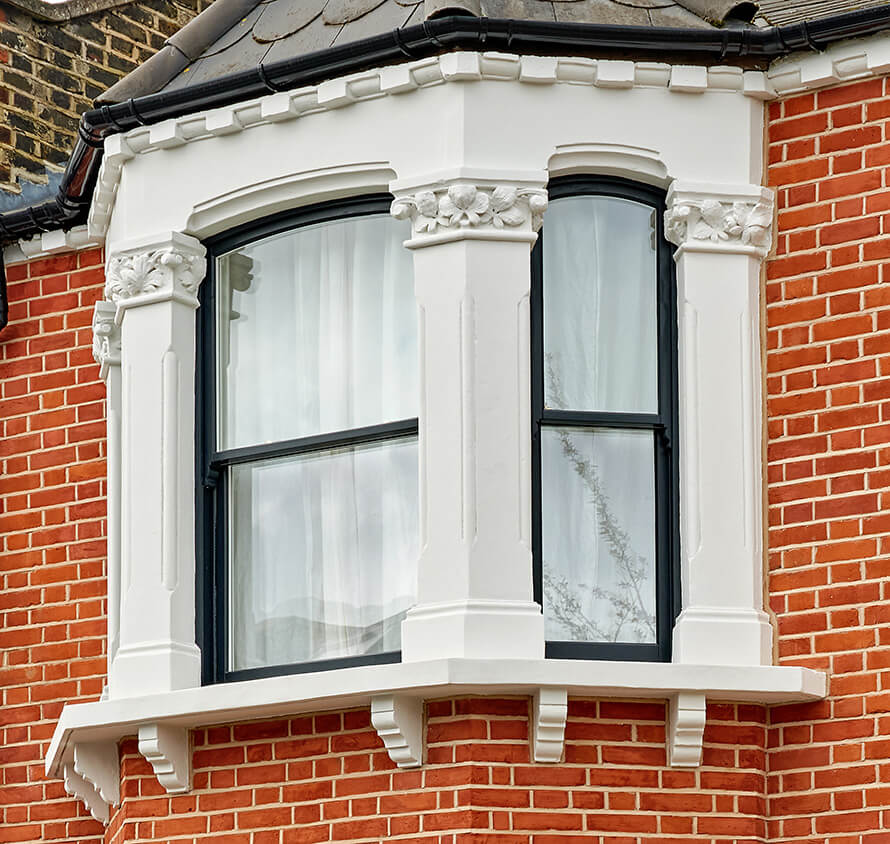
370, 694, 423, 768
668, 692, 707, 767
62, 741, 120, 825
138, 724, 191, 792
532, 687, 568, 763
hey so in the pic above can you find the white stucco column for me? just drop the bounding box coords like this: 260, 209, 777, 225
104, 232, 206, 698
91, 301, 121, 690
392, 173, 548, 662
665, 182, 774, 666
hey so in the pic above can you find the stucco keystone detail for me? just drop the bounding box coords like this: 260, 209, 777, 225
138, 724, 191, 793
668, 692, 707, 767
62, 741, 120, 825
664, 183, 774, 258
370, 694, 423, 768
91, 300, 120, 379
105, 232, 206, 307
391, 181, 547, 247
532, 687, 568, 763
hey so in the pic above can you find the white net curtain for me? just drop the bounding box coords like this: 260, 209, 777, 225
218, 213, 418, 671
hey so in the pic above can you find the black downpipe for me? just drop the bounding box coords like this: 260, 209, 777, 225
2, 5, 890, 322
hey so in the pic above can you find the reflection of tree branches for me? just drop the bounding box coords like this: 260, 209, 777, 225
544, 357, 656, 643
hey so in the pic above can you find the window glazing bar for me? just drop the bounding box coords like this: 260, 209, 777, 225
212, 418, 419, 467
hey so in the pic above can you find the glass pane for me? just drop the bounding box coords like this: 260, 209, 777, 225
218, 213, 416, 450
541, 427, 656, 645
543, 196, 658, 414
229, 437, 418, 671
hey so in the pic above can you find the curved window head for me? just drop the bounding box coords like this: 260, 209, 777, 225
532, 177, 679, 663
199, 196, 418, 681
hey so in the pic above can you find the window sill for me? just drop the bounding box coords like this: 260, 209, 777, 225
48, 656, 826, 808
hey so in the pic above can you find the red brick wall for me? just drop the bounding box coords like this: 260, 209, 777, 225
766, 75, 890, 842
0, 249, 107, 843
107, 697, 766, 843
7, 72, 890, 842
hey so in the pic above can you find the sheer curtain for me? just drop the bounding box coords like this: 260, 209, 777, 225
541, 196, 658, 644
219, 214, 418, 671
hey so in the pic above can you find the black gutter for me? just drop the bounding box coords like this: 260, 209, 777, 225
2, 6, 890, 329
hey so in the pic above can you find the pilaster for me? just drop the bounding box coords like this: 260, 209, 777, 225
665, 182, 774, 666
392, 171, 548, 662
92, 301, 122, 687
105, 231, 207, 698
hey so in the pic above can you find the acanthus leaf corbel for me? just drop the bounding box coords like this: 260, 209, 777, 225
370, 694, 423, 768
664, 183, 774, 258
668, 692, 707, 767
105, 232, 207, 308
63, 741, 120, 825
532, 687, 568, 763
138, 724, 191, 793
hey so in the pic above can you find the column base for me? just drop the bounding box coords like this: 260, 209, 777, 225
401, 600, 545, 662
672, 607, 773, 666
110, 642, 201, 699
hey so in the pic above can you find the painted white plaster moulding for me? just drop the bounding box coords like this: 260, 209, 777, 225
370, 695, 424, 769
47, 657, 827, 795
768, 31, 890, 95
104, 231, 206, 700
665, 181, 775, 667
533, 687, 568, 763
85, 51, 773, 243
392, 172, 547, 662
91, 302, 122, 692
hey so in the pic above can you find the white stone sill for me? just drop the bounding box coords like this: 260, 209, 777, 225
46, 657, 826, 777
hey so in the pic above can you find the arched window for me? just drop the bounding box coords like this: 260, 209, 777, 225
197, 196, 418, 682
531, 177, 679, 662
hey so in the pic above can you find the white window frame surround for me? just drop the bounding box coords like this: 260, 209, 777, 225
44, 51, 827, 821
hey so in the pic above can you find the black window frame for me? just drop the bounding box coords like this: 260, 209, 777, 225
530, 175, 680, 664
196, 194, 418, 685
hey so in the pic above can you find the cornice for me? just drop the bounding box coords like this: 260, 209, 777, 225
85, 51, 773, 244
768, 31, 890, 95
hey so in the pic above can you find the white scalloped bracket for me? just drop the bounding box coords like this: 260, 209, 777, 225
370, 694, 423, 768
532, 687, 568, 763
62, 741, 120, 825
138, 724, 191, 792
669, 692, 707, 767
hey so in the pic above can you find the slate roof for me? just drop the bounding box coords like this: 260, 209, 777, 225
158, 0, 712, 95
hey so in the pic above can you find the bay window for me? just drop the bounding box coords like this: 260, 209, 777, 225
197, 196, 418, 682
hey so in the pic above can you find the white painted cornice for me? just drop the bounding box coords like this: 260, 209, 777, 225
4, 225, 103, 266
769, 32, 890, 96
85, 51, 773, 245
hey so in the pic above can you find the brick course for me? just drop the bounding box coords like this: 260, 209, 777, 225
0, 248, 106, 844
767, 73, 890, 842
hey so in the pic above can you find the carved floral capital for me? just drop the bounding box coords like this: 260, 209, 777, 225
105, 241, 206, 304
391, 183, 548, 242
664, 193, 773, 256
91, 300, 120, 376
